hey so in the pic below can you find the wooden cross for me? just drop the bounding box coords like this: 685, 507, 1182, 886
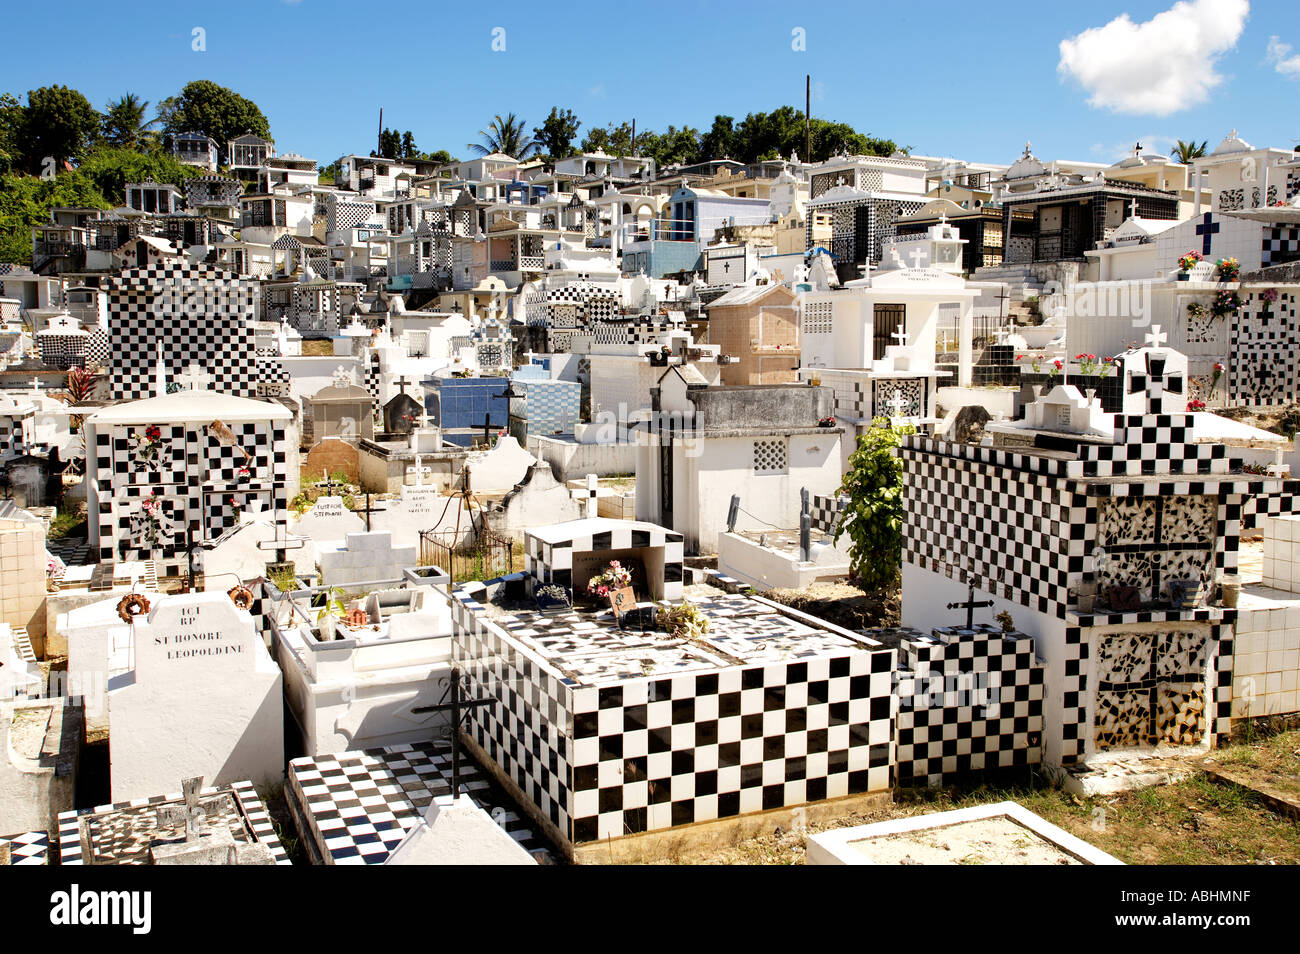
947, 582, 994, 630
410, 667, 496, 797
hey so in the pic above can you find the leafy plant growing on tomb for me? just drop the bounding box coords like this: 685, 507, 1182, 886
313, 586, 348, 635
656, 600, 709, 642
834, 417, 916, 591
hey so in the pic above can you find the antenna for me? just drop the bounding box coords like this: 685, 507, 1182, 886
378, 107, 383, 155
805, 75, 811, 162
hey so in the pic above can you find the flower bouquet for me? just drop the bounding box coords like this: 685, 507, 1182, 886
1209, 361, 1225, 398
1215, 257, 1240, 282
586, 560, 632, 599
1187, 398, 1207, 412
129, 425, 163, 472
1260, 287, 1279, 321
1178, 250, 1203, 273
1211, 289, 1242, 317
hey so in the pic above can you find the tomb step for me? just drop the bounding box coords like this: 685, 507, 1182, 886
1061, 753, 1201, 797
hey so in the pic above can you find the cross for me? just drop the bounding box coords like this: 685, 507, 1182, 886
907, 246, 926, 269
892, 327, 910, 349
30, 377, 41, 394
332, 365, 354, 388
886, 390, 911, 421
407, 453, 434, 485
1128, 351, 1183, 414
480, 412, 495, 447
1129, 198, 1139, 219
353, 492, 386, 532
176, 363, 212, 391
318, 469, 344, 496
1144, 324, 1167, 349
1195, 212, 1220, 256
947, 582, 994, 630
394, 374, 412, 396
410, 667, 496, 798
156, 776, 206, 841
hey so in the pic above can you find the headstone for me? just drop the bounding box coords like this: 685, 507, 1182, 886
463, 435, 537, 493
303, 438, 360, 486
293, 495, 365, 543
106, 592, 283, 802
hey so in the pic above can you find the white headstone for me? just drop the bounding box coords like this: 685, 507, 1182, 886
293, 496, 365, 544
463, 435, 537, 493
107, 592, 283, 802
384, 794, 536, 865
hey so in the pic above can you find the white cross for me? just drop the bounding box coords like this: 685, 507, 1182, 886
176, 364, 212, 390
332, 366, 354, 388
886, 390, 911, 420
1144, 324, 1167, 349
892, 327, 910, 349
406, 454, 434, 485
30, 377, 41, 394
907, 246, 926, 268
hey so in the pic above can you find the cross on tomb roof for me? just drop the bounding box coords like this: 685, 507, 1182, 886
1128, 350, 1183, 415
176, 364, 212, 391
1144, 324, 1168, 349
156, 776, 206, 841
892, 327, 910, 349
332, 365, 354, 388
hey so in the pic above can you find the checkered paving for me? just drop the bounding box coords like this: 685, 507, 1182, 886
0, 830, 48, 866
57, 780, 288, 865
287, 741, 553, 864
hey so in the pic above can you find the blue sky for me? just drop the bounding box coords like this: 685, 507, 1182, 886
2, 0, 1296, 167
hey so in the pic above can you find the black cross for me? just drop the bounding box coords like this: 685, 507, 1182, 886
411, 667, 495, 797
318, 473, 344, 496
481, 412, 495, 447
1195, 212, 1219, 257
947, 581, 994, 630
394, 374, 412, 395
352, 492, 386, 532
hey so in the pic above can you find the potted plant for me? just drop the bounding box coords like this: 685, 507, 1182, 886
1177, 250, 1203, 279
1215, 257, 1240, 282
817, 416, 836, 428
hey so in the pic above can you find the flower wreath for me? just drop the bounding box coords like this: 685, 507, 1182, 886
117, 592, 151, 624
227, 584, 255, 611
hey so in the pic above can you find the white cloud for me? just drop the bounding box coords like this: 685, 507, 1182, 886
1267, 35, 1300, 78
1058, 0, 1249, 115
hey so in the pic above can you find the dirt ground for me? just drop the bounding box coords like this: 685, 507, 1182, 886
763, 580, 901, 630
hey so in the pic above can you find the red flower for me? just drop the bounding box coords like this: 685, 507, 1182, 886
145, 426, 161, 441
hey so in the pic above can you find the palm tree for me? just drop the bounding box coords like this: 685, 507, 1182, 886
467, 113, 537, 159
1172, 139, 1208, 164
102, 93, 160, 150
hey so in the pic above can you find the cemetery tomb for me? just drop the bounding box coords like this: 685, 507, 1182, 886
452, 519, 899, 853
106, 592, 283, 802
286, 740, 554, 864
293, 494, 366, 543
269, 577, 460, 755
85, 390, 292, 564
805, 801, 1122, 866
0, 698, 81, 836
318, 531, 418, 587
56, 779, 289, 865
898, 340, 1300, 771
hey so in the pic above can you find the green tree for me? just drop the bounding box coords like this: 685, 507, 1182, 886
372, 127, 403, 160
834, 417, 916, 590
1173, 139, 1208, 164
580, 121, 637, 157
400, 130, 418, 159
77, 146, 204, 206
157, 80, 271, 160
0, 168, 108, 264
21, 85, 101, 171
467, 113, 537, 158
101, 93, 159, 150
638, 125, 701, 167
0, 93, 23, 173
698, 115, 737, 161
533, 107, 581, 159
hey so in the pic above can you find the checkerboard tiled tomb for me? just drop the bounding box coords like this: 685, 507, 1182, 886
56, 780, 288, 865
0, 830, 48, 866
286, 741, 552, 864
894, 624, 1045, 783
524, 518, 685, 602
899, 342, 1299, 767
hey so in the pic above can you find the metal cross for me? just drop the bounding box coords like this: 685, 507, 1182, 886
947, 582, 994, 630
411, 668, 496, 797
352, 492, 385, 532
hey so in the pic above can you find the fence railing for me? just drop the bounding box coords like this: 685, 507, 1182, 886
418, 529, 516, 584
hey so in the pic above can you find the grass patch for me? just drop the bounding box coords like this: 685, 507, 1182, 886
301, 339, 335, 357
662, 731, 1300, 865
46, 504, 87, 541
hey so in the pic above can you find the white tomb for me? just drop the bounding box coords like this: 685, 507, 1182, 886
106, 592, 283, 802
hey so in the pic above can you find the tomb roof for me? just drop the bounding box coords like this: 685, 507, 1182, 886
88, 388, 293, 424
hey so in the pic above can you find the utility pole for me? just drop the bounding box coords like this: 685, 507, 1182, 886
631, 118, 636, 156
377, 107, 383, 155
805, 75, 811, 162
